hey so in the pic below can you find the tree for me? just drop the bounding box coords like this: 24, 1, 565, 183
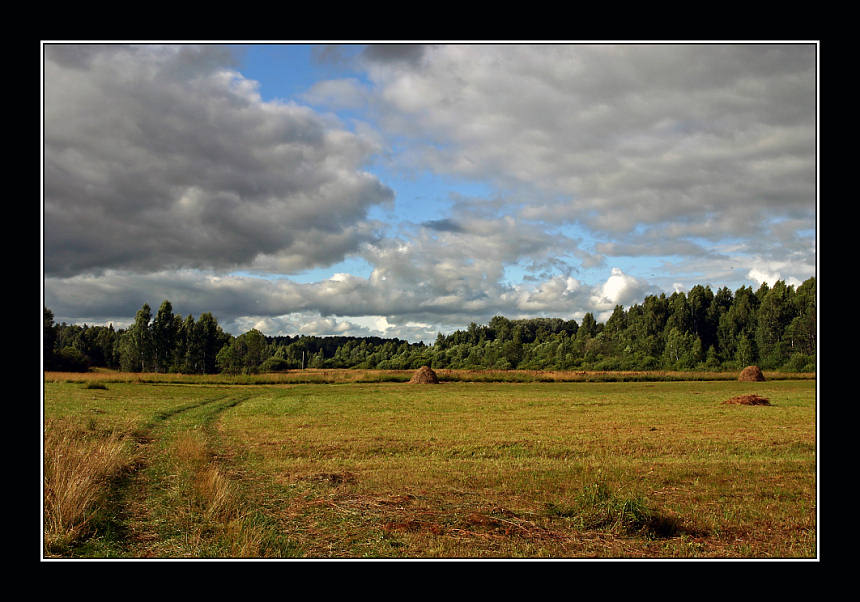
666, 292, 693, 335
216, 329, 269, 374
151, 300, 178, 373
44, 307, 57, 369
174, 314, 195, 372
577, 313, 598, 340
120, 303, 154, 372
787, 277, 816, 356
717, 286, 758, 363
195, 312, 228, 374
688, 285, 715, 349
756, 281, 794, 368
736, 334, 757, 368
663, 327, 689, 368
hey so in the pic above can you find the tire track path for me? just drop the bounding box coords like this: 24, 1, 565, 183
109, 390, 254, 557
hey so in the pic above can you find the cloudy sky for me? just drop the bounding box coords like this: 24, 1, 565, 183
42, 42, 817, 341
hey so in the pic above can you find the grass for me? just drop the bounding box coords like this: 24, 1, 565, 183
545, 482, 682, 538
45, 367, 815, 385
43, 419, 134, 554
42, 376, 817, 559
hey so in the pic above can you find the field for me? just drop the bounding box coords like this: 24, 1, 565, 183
42, 370, 817, 559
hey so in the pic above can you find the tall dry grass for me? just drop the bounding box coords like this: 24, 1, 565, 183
166, 430, 270, 556
168, 432, 236, 521
43, 420, 132, 554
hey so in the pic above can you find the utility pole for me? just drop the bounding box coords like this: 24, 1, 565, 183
302, 350, 305, 370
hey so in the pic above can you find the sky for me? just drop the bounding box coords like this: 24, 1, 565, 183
42, 42, 818, 342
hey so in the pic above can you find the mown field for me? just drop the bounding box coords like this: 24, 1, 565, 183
42, 370, 817, 559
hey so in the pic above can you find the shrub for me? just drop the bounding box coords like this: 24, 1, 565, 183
259, 357, 290, 372
55, 347, 91, 372
784, 352, 815, 373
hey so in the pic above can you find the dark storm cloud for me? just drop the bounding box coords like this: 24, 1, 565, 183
421, 218, 465, 233
361, 44, 428, 65
44, 44, 393, 277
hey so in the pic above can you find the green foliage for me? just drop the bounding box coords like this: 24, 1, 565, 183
45, 277, 816, 376
217, 329, 270, 375
55, 346, 91, 372
44, 307, 57, 368
259, 356, 290, 372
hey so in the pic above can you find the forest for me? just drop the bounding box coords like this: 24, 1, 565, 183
43, 277, 816, 374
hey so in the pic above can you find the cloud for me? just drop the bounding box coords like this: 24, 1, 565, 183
747, 267, 803, 289
301, 77, 369, 110
44, 44, 393, 277
333, 44, 815, 250
590, 267, 654, 311
46, 261, 657, 342
360, 44, 429, 66
43, 44, 816, 341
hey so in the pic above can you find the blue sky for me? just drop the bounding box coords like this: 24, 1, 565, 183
43, 43, 817, 341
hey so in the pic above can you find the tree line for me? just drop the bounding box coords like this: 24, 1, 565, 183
44, 277, 815, 374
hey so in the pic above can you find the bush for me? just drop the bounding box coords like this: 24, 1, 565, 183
259, 357, 290, 372
55, 347, 91, 372
593, 357, 622, 371
784, 352, 815, 373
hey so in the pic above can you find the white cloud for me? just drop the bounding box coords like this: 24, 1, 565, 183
591, 268, 653, 311
747, 267, 803, 289
47, 262, 663, 342
44, 44, 817, 341
327, 44, 816, 252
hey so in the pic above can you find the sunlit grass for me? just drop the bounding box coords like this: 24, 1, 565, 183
45, 367, 815, 385
43, 378, 816, 558
43, 420, 134, 555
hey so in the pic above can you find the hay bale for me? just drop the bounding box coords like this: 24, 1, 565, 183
409, 365, 439, 384
738, 365, 765, 382
722, 394, 771, 406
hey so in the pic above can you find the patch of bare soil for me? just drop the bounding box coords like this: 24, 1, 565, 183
306, 472, 357, 485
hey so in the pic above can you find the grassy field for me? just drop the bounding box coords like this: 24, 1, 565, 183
42, 372, 817, 559
46, 367, 816, 385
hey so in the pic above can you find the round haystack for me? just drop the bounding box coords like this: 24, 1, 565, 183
723, 394, 771, 406
409, 365, 439, 384
738, 365, 765, 382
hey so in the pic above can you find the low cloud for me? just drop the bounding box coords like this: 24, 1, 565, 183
46, 263, 660, 341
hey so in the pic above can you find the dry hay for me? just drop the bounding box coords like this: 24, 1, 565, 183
722, 394, 771, 406
409, 365, 439, 384
738, 365, 766, 382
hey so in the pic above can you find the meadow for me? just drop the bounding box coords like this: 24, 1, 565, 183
42, 370, 817, 559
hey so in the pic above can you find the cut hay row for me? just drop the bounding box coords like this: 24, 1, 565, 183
723, 394, 771, 406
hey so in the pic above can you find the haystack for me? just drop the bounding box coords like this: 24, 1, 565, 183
738, 365, 765, 382
409, 365, 439, 384
723, 394, 771, 406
